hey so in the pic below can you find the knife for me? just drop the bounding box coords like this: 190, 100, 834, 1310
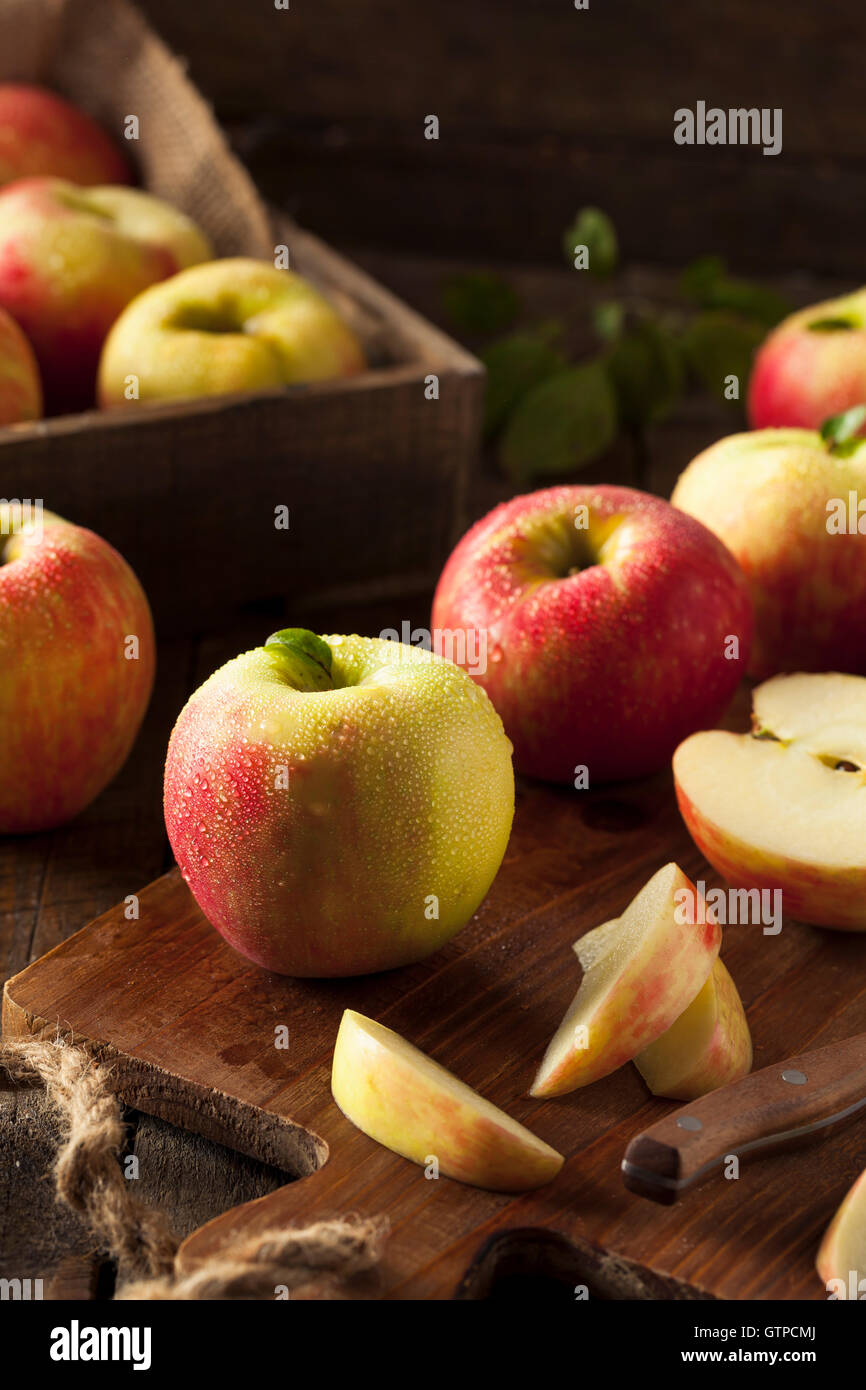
622, 1033, 866, 1204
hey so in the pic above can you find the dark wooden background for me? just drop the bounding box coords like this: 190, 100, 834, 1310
141, 0, 864, 276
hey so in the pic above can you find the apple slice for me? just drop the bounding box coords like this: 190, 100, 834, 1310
634, 957, 752, 1100
529, 863, 721, 1098
817, 1166, 866, 1298
674, 673, 866, 931
332, 1009, 563, 1192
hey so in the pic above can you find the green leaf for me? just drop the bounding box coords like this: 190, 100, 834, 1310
264, 627, 334, 691
680, 256, 790, 327
808, 316, 857, 333
481, 329, 567, 437
441, 272, 520, 336
681, 311, 764, 402
820, 405, 866, 453
562, 207, 618, 277
499, 360, 618, 482
680, 255, 726, 300
605, 317, 684, 429
593, 300, 625, 343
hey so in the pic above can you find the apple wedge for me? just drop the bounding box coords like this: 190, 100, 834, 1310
817, 1166, 866, 1298
331, 1010, 563, 1192
529, 863, 721, 1098
674, 673, 866, 931
634, 957, 752, 1100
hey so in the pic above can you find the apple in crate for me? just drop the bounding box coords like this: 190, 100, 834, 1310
0, 304, 41, 424
432, 485, 752, 784
817, 1165, 866, 1297
634, 958, 752, 1101
674, 673, 866, 931
749, 288, 866, 430
332, 1010, 563, 1191
530, 863, 721, 1097
0, 508, 155, 833
0, 178, 212, 413
672, 428, 866, 679
164, 630, 514, 977
99, 259, 367, 407
0, 84, 130, 189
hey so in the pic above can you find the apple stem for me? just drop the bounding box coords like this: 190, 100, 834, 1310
264, 627, 334, 692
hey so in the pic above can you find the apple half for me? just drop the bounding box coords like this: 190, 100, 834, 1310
816, 1166, 866, 1297
674, 673, 866, 931
332, 1010, 563, 1192
529, 863, 721, 1098
633, 957, 752, 1100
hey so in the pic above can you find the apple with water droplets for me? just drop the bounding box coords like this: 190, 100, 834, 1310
164, 630, 515, 977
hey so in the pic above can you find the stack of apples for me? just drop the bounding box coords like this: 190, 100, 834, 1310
0, 82, 366, 425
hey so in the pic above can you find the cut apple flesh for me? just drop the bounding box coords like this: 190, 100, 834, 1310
530, 863, 721, 1097
331, 1009, 563, 1192
674, 673, 866, 931
817, 1166, 866, 1296
634, 957, 752, 1100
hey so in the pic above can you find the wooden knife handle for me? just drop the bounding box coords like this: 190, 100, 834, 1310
622, 1033, 866, 1204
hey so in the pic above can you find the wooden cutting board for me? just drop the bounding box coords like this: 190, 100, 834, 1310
4, 748, 865, 1300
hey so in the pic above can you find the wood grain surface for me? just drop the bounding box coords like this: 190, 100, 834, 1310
5, 682, 865, 1301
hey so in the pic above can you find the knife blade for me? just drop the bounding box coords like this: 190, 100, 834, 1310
622, 1033, 866, 1204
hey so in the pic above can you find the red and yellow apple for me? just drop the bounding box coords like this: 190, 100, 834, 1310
0, 508, 155, 832
332, 1010, 563, 1191
749, 288, 866, 431
98, 258, 367, 407
0, 303, 41, 424
0, 178, 212, 413
432, 485, 752, 784
0, 84, 130, 188
530, 863, 722, 1097
634, 957, 752, 1100
672, 429, 866, 679
164, 629, 514, 977
817, 1165, 866, 1298
674, 673, 866, 931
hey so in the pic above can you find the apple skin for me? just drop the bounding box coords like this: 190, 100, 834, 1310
432, 485, 752, 783
0, 84, 130, 189
634, 957, 752, 1101
816, 1165, 866, 1296
98, 258, 367, 408
332, 1010, 563, 1192
674, 766, 866, 932
749, 289, 866, 431
164, 633, 514, 977
672, 429, 866, 679
0, 510, 155, 833
0, 303, 41, 424
0, 178, 212, 413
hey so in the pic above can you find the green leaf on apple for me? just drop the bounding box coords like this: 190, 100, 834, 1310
441, 272, 521, 336
820, 404, 866, 455
808, 316, 857, 333
264, 627, 334, 691
681, 311, 764, 402
481, 326, 567, 437
604, 316, 684, 429
562, 207, 618, 277
499, 360, 618, 481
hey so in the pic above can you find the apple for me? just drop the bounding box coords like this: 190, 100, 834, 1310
98, 258, 367, 408
529, 863, 721, 1097
332, 1009, 563, 1191
816, 1165, 866, 1298
164, 629, 514, 977
0, 304, 41, 424
431, 485, 752, 784
633, 957, 752, 1101
0, 177, 212, 413
0, 507, 155, 833
674, 673, 866, 932
672, 428, 866, 680
0, 84, 130, 189
749, 288, 866, 431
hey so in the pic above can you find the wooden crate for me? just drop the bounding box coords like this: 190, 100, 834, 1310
0, 0, 483, 636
